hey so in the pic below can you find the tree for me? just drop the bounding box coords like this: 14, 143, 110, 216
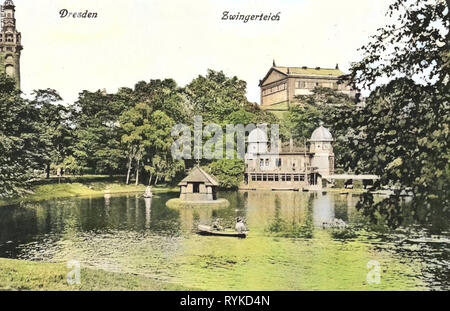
343, 0, 450, 227
287, 87, 356, 167
208, 159, 245, 189
72, 90, 133, 174
0, 74, 41, 197
133, 79, 191, 124
185, 70, 250, 124
120, 103, 184, 185
30, 89, 74, 178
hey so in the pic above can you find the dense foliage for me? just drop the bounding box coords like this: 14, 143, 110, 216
0, 75, 41, 197
286, 87, 357, 168
341, 0, 450, 227
0, 69, 277, 196
1, 0, 448, 215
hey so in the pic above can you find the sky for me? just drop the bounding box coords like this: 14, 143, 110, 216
12, 0, 394, 104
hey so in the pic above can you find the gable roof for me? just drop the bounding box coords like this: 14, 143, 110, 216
259, 66, 345, 86
178, 166, 219, 186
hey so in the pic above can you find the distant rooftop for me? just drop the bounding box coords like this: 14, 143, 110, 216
273, 66, 345, 77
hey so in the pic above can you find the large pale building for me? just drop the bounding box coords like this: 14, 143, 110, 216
244, 124, 335, 190
0, 0, 22, 87
259, 62, 356, 110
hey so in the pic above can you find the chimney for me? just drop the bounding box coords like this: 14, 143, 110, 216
273, 59, 276, 67
335, 63, 339, 70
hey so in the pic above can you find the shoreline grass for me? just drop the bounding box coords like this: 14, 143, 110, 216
0, 258, 194, 291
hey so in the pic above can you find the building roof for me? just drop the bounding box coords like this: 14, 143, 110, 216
321, 174, 380, 180
178, 166, 219, 186
3, 0, 15, 7
274, 66, 345, 77
259, 65, 345, 87
310, 124, 334, 142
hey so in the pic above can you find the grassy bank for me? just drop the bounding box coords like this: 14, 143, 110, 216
0, 258, 193, 291
0, 181, 178, 207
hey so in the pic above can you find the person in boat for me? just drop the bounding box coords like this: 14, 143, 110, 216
235, 217, 247, 233
144, 186, 153, 198
212, 219, 223, 231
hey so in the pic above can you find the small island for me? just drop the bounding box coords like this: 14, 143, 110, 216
166, 166, 229, 208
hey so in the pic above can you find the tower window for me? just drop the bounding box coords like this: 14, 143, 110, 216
5, 64, 14, 77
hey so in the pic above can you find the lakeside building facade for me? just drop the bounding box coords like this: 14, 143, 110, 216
244, 124, 335, 190
0, 0, 21, 88
259, 62, 356, 111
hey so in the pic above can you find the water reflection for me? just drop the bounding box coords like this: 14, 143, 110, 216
312, 192, 335, 227
145, 198, 152, 229
0, 191, 448, 290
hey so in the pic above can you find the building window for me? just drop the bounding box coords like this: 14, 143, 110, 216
296, 81, 306, 89
294, 175, 300, 182
260, 159, 264, 167
286, 175, 292, 182
251, 175, 256, 181
276, 158, 282, 167
265, 159, 270, 166
268, 174, 274, 181
300, 175, 305, 181
281, 174, 286, 182
274, 175, 279, 181
256, 174, 262, 181
193, 183, 200, 193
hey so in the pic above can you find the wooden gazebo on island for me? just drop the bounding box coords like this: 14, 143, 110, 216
178, 166, 219, 201
166, 166, 229, 208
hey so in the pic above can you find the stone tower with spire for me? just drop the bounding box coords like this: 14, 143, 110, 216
0, 0, 22, 88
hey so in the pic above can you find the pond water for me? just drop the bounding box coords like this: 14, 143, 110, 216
0, 191, 449, 290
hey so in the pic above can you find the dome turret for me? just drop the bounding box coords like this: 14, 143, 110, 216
248, 127, 268, 143
247, 127, 268, 156
310, 123, 333, 142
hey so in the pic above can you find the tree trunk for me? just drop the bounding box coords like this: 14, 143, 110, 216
46, 163, 50, 179
135, 158, 140, 185
148, 172, 153, 186
155, 175, 159, 185
126, 156, 132, 185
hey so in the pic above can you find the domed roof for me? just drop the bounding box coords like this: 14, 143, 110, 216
310, 124, 333, 142
248, 127, 268, 143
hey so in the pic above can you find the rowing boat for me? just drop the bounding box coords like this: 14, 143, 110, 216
197, 225, 247, 238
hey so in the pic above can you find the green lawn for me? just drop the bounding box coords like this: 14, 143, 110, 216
0, 258, 194, 291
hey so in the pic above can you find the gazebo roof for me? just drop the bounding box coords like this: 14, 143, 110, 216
178, 166, 219, 186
